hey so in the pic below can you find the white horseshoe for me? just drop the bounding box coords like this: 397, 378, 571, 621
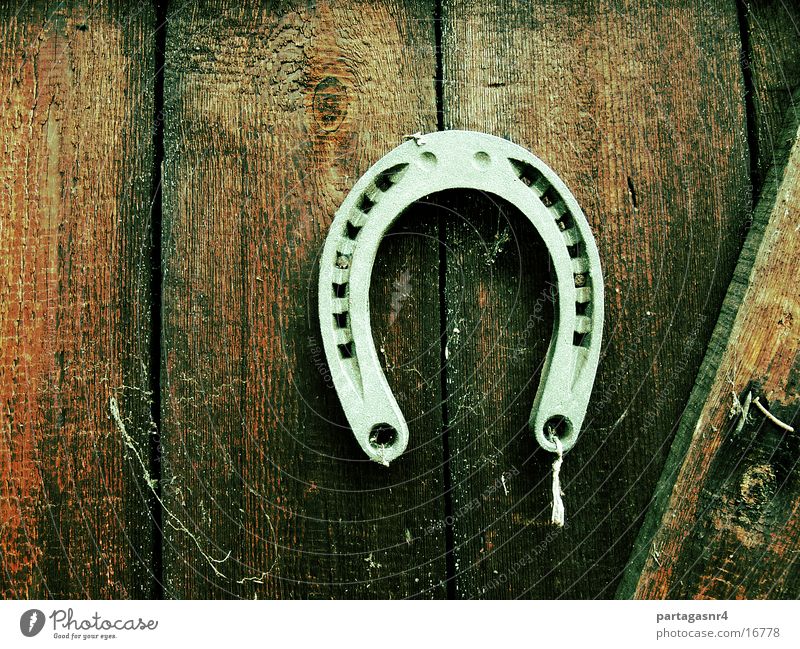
318, 130, 604, 465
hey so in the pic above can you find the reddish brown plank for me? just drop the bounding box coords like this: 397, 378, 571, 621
161, 0, 447, 598
621, 88, 799, 599
440, 0, 750, 598
0, 1, 156, 598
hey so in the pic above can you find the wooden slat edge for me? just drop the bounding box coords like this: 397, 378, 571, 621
616, 87, 800, 599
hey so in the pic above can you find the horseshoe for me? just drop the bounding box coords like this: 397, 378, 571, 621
318, 130, 603, 465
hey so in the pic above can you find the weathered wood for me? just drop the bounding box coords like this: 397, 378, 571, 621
161, 0, 447, 598
2, 0, 793, 602
619, 87, 799, 599
743, 0, 800, 190
617, 0, 800, 599
439, 0, 750, 598
0, 1, 156, 597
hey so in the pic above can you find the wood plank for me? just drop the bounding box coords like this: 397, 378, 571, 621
0, 1, 156, 597
439, 0, 750, 598
161, 0, 447, 598
619, 87, 800, 599
743, 0, 800, 190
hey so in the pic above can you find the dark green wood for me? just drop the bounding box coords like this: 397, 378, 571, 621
617, 87, 800, 599
745, 0, 800, 190
617, 0, 800, 598
440, 0, 751, 598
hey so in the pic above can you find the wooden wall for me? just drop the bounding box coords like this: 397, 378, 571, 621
1, 0, 798, 598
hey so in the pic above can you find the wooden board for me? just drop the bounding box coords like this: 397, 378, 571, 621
0, 1, 156, 598
616, 0, 800, 600
160, 0, 448, 598
742, 0, 800, 190
619, 87, 800, 599
2, 0, 796, 601
439, 0, 751, 598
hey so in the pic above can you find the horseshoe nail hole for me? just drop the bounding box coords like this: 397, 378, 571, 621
509, 158, 542, 187
545, 416, 572, 441
333, 312, 348, 329
338, 341, 355, 359
541, 187, 560, 207
473, 151, 491, 168
346, 221, 361, 239
332, 282, 348, 298
556, 213, 574, 231
575, 300, 588, 316
358, 194, 375, 214
573, 331, 588, 347
567, 243, 581, 258
369, 423, 397, 448
375, 163, 409, 191
418, 151, 437, 168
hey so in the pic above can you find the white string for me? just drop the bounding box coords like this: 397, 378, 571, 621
550, 436, 565, 527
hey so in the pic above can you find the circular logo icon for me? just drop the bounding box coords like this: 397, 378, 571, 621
20, 609, 45, 637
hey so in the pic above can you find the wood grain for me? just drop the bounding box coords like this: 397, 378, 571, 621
620, 88, 799, 599
3, 0, 794, 601
439, 0, 750, 598
160, 0, 447, 598
743, 0, 800, 190
0, 1, 156, 598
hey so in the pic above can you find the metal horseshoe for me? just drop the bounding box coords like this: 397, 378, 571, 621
318, 130, 603, 465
